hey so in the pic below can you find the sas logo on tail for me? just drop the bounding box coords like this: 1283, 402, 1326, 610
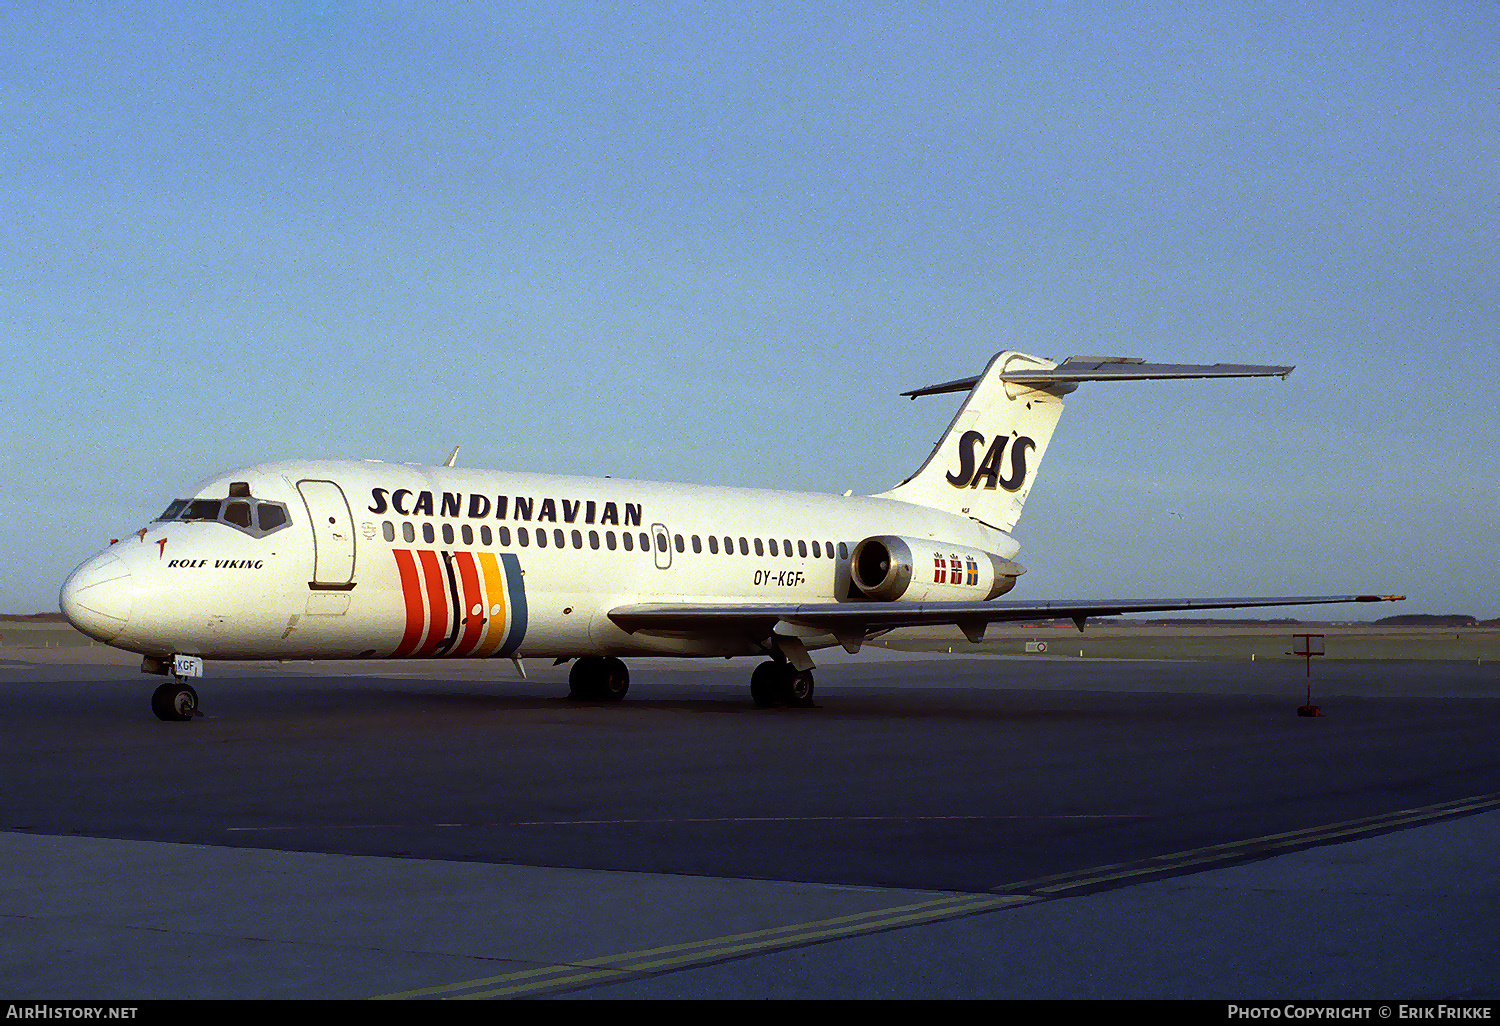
946, 431, 1036, 491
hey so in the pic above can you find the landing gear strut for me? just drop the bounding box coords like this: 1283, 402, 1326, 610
568, 656, 631, 701
750, 660, 815, 708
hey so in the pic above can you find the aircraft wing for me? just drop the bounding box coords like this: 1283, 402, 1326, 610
609, 594, 1404, 646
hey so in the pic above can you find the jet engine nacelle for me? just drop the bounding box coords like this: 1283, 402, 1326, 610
850, 535, 1024, 602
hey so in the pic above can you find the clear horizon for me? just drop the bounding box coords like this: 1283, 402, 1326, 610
4, 2, 1496, 618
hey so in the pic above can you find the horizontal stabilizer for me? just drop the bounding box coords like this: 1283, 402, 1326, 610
903, 358, 1294, 399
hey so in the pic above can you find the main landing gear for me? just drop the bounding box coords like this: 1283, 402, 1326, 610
750, 660, 816, 709
564, 656, 815, 708
568, 656, 631, 701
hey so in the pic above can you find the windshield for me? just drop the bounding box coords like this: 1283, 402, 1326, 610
155, 500, 189, 521
153, 488, 291, 538
183, 499, 223, 522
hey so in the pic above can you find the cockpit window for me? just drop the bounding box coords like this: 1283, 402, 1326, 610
183, 499, 223, 521
154, 490, 291, 538
155, 499, 189, 521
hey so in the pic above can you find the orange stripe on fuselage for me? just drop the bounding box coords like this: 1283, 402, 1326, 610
474, 551, 509, 657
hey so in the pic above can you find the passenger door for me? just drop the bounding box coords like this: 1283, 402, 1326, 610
297, 479, 356, 590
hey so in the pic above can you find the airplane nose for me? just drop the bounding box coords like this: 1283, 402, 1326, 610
60, 553, 134, 643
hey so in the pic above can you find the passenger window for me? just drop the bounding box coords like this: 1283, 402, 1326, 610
571, 529, 582, 548
223, 501, 252, 529
708, 536, 718, 555
641, 532, 652, 551
402, 522, 415, 543
383, 521, 396, 543
606, 531, 617, 550
674, 534, 684, 553
442, 524, 455, 545
769, 539, 778, 557
499, 526, 511, 546
783, 539, 792, 556
692, 535, 702, 554
812, 540, 821, 559
838, 542, 848, 560
589, 530, 600, 550
258, 504, 288, 532
519, 527, 530, 546
537, 529, 548, 548
798, 540, 807, 558
738, 537, 749, 555
462, 525, 473, 546
480, 526, 492, 546
754, 538, 764, 556
556, 529, 566, 548
623, 532, 633, 551
422, 524, 435, 544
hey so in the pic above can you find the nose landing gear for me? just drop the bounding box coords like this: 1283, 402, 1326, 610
143, 654, 205, 721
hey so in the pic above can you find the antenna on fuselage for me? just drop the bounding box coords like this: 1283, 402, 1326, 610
443, 446, 460, 468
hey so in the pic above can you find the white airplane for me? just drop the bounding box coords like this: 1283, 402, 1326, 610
59, 351, 1401, 720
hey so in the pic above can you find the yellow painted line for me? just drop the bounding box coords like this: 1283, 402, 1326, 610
997, 793, 1500, 897
373, 892, 1031, 1000
1011, 795, 1500, 892
374, 793, 1500, 1000
456, 895, 1029, 1000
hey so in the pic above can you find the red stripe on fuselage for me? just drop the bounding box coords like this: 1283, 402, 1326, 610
391, 549, 426, 657
415, 549, 449, 656
450, 550, 486, 656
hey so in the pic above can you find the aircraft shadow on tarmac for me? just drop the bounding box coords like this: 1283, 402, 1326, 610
184, 676, 1186, 725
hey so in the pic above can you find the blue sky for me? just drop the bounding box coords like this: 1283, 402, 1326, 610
3, 2, 1496, 617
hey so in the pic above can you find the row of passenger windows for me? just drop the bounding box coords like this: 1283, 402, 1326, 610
380, 520, 849, 560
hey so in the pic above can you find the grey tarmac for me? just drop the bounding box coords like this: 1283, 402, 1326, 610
1, 641, 1496, 999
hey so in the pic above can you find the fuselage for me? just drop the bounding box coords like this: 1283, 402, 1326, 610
59, 460, 1021, 664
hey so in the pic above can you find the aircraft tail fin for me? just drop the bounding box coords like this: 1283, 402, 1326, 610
876, 353, 1293, 534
